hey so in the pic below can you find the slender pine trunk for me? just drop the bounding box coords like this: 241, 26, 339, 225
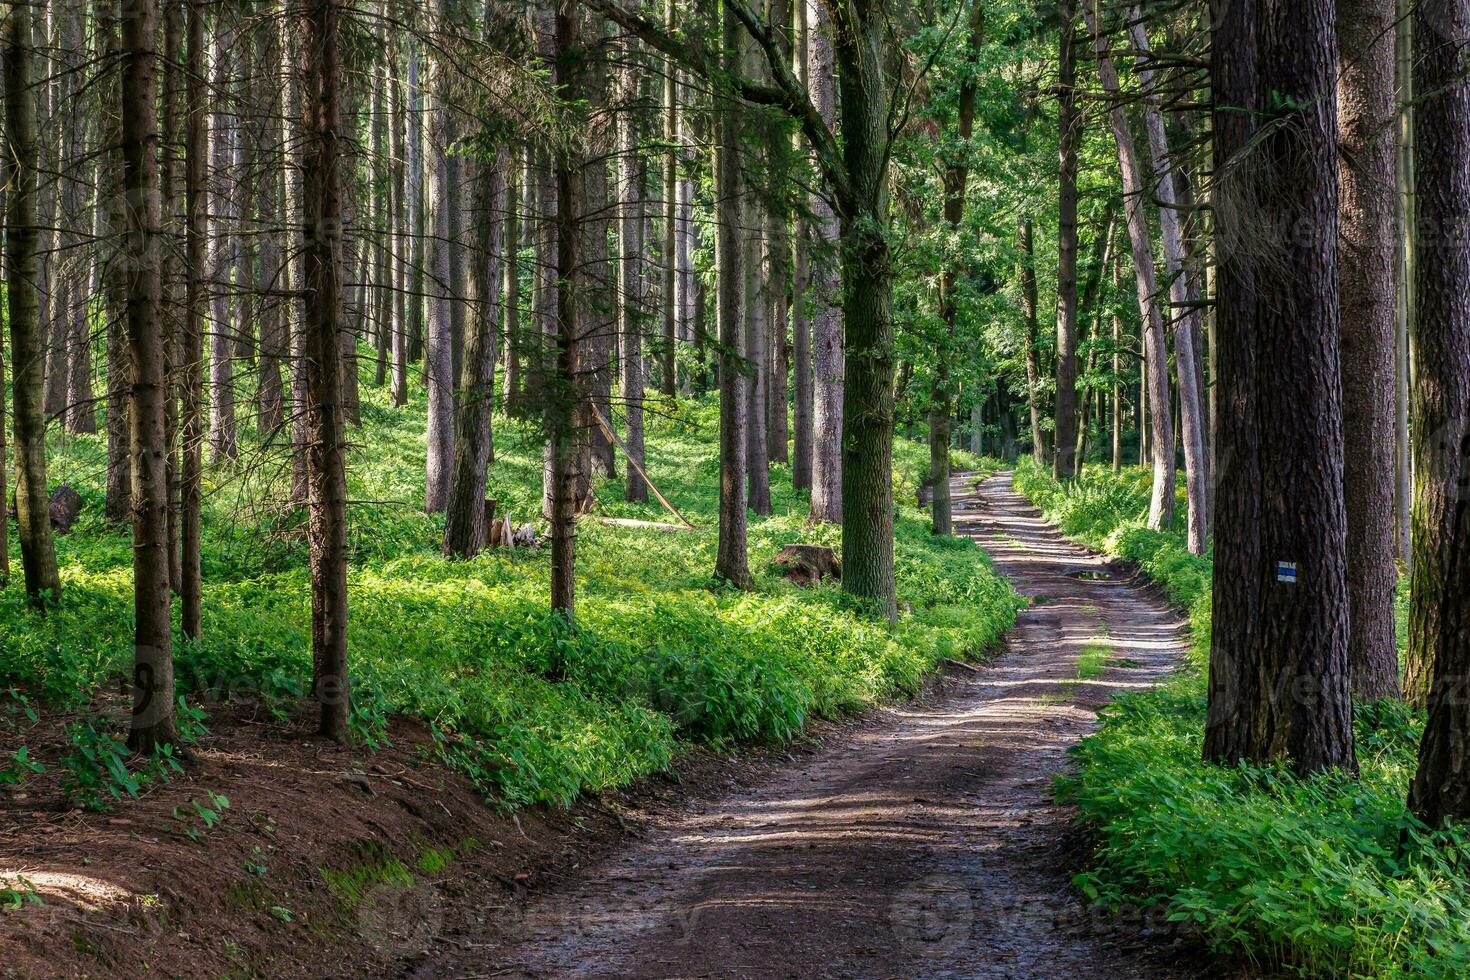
121, 0, 176, 753
4, 1, 62, 604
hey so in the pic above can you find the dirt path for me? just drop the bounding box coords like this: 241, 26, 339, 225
414, 472, 1196, 979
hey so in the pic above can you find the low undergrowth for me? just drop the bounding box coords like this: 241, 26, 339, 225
1012, 460, 1469, 979
1, 386, 1019, 810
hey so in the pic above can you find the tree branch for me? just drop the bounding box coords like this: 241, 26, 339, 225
583, 0, 854, 211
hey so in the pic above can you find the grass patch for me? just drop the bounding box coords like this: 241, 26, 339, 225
2, 376, 1021, 810
1012, 460, 1470, 979
1075, 643, 1111, 681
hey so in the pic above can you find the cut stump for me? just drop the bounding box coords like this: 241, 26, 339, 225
773, 544, 841, 586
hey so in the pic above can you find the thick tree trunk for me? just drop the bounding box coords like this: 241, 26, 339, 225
1203, 0, 1264, 766
443, 148, 508, 559
1052, 0, 1079, 481
714, 3, 751, 587
1408, 0, 1470, 823
806, 0, 841, 524
301, 0, 351, 741
834, 0, 897, 617
1403, 0, 1470, 708
4, 2, 62, 604
121, 0, 176, 753
1335, 0, 1401, 701
1410, 479, 1470, 824
1083, 7, 1174, 530
1205, 0, 1356, 775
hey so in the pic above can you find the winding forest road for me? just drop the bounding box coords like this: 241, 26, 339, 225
415, 472, 1197, 979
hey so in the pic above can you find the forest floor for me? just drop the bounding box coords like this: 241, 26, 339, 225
412, 472, 1223, 979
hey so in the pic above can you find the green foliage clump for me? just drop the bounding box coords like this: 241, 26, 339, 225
1014, 461, 1468, 979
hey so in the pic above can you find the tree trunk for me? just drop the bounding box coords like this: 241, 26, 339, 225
714, 2, 751, 588
1410, 471, 1470, 824
1335, 0, 1401, 701
405, 40, 424, 369
423, 0, 455, 513
676, 69, 697, 374
300, 0, 351, 742
1204, 0, 1356, 775
443, 147, 508, 559
767, 202, 791, 465
253, 10, 285, 437
1403, 0, 1470, 708
388, 50, 409, 408
181, 0, 206, 641
1052, 0, 1079, 481
833, 0, 898, 618
121, 0, 176, 753
56, 0, 94, 434
4, 1, 62, 604
548, 4, 585, 616
503, 146, 524, 417
806, 0, 841, 525
280, 6, 311, 503
618, 40, 649, 504
743, 150, 772, 517
584, 34, 617, 482
930, 2, 985, 536
1111, 254, 1124, 471
1203, 0, 1264, 767
1394, 0, 1414, 566
208, 19, 238, 461
1122, 10, 1209, 552
1083, 7, 1174, 531
658, 0, 678, 397
1019, 219, 1048, 465
101, 2, 131, 523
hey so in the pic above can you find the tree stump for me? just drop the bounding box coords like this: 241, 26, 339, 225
49, 485, 85, 535
773, 544, 841, 586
